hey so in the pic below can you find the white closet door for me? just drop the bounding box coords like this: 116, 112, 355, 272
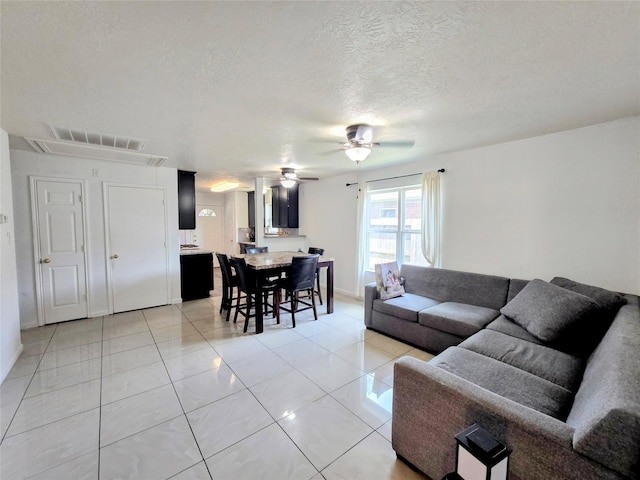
33, 179, 88, 324
105, 184, 169, 313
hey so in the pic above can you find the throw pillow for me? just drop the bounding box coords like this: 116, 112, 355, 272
500, 279, 601, 343
550, 277, 627, 313
375, 261, 405, 300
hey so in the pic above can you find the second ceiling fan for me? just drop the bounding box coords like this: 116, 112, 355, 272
279, 167, 318, 187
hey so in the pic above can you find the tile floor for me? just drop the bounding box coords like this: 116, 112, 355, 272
0, 285, 433, 479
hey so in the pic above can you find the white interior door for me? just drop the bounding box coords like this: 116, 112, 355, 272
33, 179, 88, 324
105, 184, 169, 313
195, 204, 223, 265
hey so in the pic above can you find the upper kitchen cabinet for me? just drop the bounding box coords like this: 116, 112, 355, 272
271, 184, 299, 228
247, 191, 255, 229
178, 170, 196, 230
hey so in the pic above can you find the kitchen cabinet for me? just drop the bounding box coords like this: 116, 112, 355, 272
247, 191, 255, 229
271, 184, 299, 228
180, 252, 213, 301
178, 170, 196, 230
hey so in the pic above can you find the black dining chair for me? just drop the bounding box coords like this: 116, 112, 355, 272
276, 255, 319, 328
245, 246, 268, 254
229, 257, 279, 333
216, 252, 241, 322
307, 247, 325, 305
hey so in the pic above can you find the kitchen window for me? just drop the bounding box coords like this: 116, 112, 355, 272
366, 185, 430, 270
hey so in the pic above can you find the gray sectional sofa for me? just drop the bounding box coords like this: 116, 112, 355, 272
364, 265, 640, 480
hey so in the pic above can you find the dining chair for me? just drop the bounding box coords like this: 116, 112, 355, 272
307, 247, 325, 305
216, 252, 241, 322
245, 246, 268, 254
229, 257, 279, 332
276, 254, 319, 328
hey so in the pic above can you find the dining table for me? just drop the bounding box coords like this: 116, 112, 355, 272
232, 250, 334, 334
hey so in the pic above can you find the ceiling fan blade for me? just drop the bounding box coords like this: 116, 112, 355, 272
377, 140, 415, 148
299, 177, 319, 181
307, 136, 342, 144
317, 148, 343, 156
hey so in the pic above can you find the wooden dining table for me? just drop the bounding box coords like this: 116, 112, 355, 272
232, 250, 334, 334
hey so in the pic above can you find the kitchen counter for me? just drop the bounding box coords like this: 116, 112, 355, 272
263, 234, 306, 238
180, 248, 214, 255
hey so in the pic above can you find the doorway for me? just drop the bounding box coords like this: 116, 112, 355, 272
195, 204, 223, 266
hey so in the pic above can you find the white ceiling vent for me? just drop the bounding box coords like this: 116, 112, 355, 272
47, 124, 146, 151
26, 137, 167, 167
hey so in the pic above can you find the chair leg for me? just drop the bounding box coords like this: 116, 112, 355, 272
233, 291, 241, 324
316, 271, 323, 305
243, 295, 252, 333
291, 292, 297, 328
275, 289, 281, 324
225, 286, 234, 322
311, 287, 318, 320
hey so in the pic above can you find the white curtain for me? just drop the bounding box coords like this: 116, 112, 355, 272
421, 171, 442, 267
355, 182, 369, 297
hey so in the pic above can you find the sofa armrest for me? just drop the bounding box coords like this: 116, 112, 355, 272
392, 357, 618, 480
364, 282, 378, 327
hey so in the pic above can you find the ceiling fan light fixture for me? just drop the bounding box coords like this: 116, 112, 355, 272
345, 147, 371, 162
280, 179, 296, 188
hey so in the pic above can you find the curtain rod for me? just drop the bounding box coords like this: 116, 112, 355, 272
346, 169, 445, 187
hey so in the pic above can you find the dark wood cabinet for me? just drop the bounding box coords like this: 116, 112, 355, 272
247, 191, 255, 229
180, 252, 213, 301
178, 170, 196, 230
271, 184, 299, 228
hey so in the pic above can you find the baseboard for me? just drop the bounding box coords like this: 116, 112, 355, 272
1, 343, 24, 384
89, 310, 110, 318
171, 297, 183, 304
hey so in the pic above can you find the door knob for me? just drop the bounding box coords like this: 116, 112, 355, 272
42, 258, 52, 264
111, 254, 119, 259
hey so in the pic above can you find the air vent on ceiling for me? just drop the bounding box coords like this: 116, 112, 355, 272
47, 124, 145, 151
26, 137, 167, 167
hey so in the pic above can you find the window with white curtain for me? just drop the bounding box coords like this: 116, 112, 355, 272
365, 185, 430, 270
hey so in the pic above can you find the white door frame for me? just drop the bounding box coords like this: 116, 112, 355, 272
30, 176, 90, 326
102, 182, 170, 314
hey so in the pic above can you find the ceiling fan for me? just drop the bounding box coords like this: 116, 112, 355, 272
318, 124, 415, 162
279, 167, 319, 188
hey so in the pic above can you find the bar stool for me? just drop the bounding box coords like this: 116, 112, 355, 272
230, 257, 279, 333
277, 255, 319, 328
215, 253, 241, 322
308, 247, 325, 305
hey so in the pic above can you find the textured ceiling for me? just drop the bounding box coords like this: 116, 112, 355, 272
2, 1, 639, 191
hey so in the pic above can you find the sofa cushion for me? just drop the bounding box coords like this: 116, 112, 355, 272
418, 302, 499, 338
431, 347, 574, 420
458, 330, 584, 392
550, 277, 627, 314
400, 265, 509, 310
507, 279, 529, 302
373, 293, 441, 323
500, 279, 601, 343
486, 315, 545, 346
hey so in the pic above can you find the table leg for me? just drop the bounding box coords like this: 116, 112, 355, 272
326, 261, 334, 314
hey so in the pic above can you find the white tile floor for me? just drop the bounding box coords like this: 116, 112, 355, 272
0, 288, 433, 480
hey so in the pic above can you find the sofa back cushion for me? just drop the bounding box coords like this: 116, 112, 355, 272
500, 279, 602, 344
550, 277, 627, 315
565, 302, 640, 479
400, 265, 509, 310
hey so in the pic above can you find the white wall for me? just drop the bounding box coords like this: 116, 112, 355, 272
11, 150, 181, 329
0, 129, 22, 382
301, 116, 640, 296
